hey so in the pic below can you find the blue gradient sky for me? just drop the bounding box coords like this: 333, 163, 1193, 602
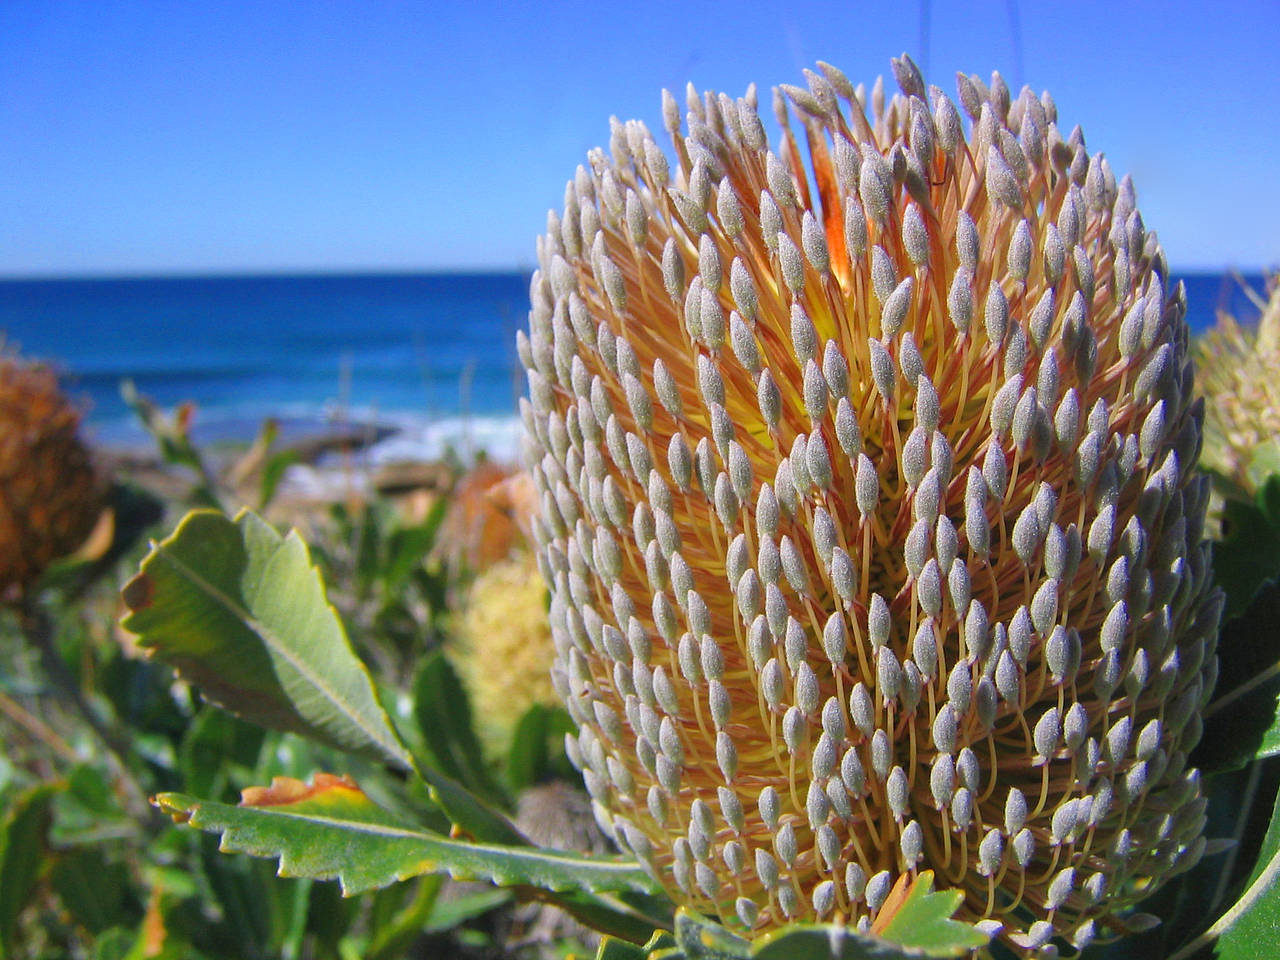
2, 1, 1276, 277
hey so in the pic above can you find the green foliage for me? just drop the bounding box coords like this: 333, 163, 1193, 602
122, 509, 413, 767
668, 909, 751, 958
121, 379, 223, 510
154, 785, 654, 897
0, 784, 56, 957
1214, 476, 1280, 621
122, 507, 525, 845
0, 397, 555, 956
1196, 477, 1280, 772
315, 495, 454, 678
1195, 579, 1280, 773
873, 873, 991, 954
412, 649, 505, 805
120, 512, 409, 768
1216, 787, 1280, 958
506, 703, 576, 794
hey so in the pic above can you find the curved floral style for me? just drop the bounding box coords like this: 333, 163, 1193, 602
517, 55, 1221, 953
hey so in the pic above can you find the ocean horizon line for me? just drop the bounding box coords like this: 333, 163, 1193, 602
0, 263, 1272, 285
0, 266, 536, 284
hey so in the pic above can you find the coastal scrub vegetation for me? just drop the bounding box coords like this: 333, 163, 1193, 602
2, 55, 1280, 960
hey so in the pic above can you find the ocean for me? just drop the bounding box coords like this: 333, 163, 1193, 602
0, 270, 1267, 471
0, 273, 532, 466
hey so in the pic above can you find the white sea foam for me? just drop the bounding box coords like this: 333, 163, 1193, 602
272, 410, 525, 502
363, 412, 524, 466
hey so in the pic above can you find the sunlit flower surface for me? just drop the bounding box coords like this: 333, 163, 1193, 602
517, 55, 1221, 953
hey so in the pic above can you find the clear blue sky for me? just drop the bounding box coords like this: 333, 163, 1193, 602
1, 0, 1275, 277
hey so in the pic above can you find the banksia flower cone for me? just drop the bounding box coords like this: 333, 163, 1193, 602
518, 55, 1220, 953
450, 554, 560, 756
1195, 275, 1280, 500
0, 356, 102, 600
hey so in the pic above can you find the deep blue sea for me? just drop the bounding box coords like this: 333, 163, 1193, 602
0, 273, 531, 462
0, 270, 1266, 465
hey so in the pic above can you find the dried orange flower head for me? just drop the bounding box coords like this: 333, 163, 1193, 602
517, 55, 1220, 953
0, 356, 102, 599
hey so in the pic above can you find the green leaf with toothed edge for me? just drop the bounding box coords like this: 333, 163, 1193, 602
751, 873, 988, 959
875, 871, 991, 953
121, 509, 410, 765
121, 508, 524, 844
153, 782, 657, 900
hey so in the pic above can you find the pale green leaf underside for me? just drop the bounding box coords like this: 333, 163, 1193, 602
123, 509, 410, 767
156, 792, 656, 898
122, 509, 525, 843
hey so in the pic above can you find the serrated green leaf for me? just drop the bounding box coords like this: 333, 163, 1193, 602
1216, 787, 1280, 958
121, 508, 523, 843
0, 783, 56, 956
122, 509, 411, 767
875, 872, 989, 954
750, 873, 988, 959
153, 779, 655, 898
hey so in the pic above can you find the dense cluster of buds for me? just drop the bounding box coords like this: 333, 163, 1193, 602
0, 356, 102, 600
517, 55, 1220, 953
451, 553, 560, 755
1195, 276, 1280, 500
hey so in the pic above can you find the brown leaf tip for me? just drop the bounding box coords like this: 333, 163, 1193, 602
240, 772, 359, 808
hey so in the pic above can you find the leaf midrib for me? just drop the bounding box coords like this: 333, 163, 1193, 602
155, 540, 410, 768
197, 803, 654, 888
